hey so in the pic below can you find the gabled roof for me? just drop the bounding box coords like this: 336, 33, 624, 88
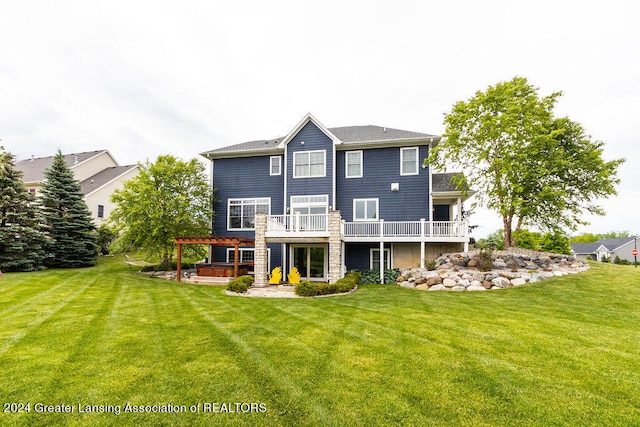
80, 165, 138, 196
570, 242, 603, 255
201, 114, 440, 159
16, 150, 110, 184
570, 237, 635, 254
595, 237, 635, 251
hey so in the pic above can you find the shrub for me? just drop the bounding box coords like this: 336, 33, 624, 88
345, 270, 361, 285
236, 275, 254, 286
227, 277, 249, 293
295, 280, 318, 297
614, 256, 621, 264
358, 269, 380, 284
477, 249, 493, 272
384, 268, 401, 284
424, 259, 437, 271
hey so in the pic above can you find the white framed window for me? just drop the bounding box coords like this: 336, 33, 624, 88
345, 150, 363, 178
270, 156, 281, 176
400, 147, 419, 176
228, 198, 270, 230
293, 150, 326, 178
227, 248, 270, 272
353, 198, 378, 221
370, 248, 391, 270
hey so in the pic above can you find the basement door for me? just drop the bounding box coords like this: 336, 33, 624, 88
291, 245, 327, 281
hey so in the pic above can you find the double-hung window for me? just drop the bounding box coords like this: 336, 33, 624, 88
345, 150, 363, 178
400, 147, 419, 175
293, 150, 325, 178
370, 248, 391, 270
270, 156, 281, 176
228, 198, 270, 230
353, 198, 378, 221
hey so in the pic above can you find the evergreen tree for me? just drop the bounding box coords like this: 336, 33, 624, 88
0, 147, 48, 271
40, 150, 98, 267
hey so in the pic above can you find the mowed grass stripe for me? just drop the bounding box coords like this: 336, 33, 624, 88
177, 286, 338, 425
1, 257, 640, 426
0, 277, 97, 358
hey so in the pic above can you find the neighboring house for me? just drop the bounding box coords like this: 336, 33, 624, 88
16, 150, 138, 225
571, 237, 638, 262
201, 113, 474, 284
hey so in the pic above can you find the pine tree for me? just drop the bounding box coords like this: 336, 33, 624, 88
40, 150, 98, 267
0, 148, 48, 271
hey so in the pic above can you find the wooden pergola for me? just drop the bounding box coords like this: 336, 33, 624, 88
174, 236, 255, 282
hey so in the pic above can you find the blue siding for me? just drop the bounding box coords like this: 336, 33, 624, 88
212, 156, 284, 237
345, 243, 392, 271
335, 145, 430, 222
286, 121, 334, 208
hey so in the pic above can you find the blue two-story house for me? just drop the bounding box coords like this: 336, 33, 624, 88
201, 113, 472, 284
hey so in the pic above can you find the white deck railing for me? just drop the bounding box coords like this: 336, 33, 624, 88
342, 220, 467, 239
266, 214, 467, 240
266, 213, 329, 233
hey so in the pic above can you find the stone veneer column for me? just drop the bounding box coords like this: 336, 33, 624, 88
254, 213, 268, 287
328, 210, 343, 284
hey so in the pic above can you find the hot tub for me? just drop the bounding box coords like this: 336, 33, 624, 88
196, 262, 250, 277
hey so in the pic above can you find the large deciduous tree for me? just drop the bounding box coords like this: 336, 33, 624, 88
40, 150, 98, 267
109, 155, 213, 264
0, 147, 48, 271
428, 77, 624, 247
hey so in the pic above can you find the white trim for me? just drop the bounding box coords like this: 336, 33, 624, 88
353, 198, 379, 221
290, 194, 329, 214
293, 150, 326, 178
269, 156, 281, 176
276, 112, 341, 149
227, 197, 271, 231
400, 146, 419, 176
370, 247, 391, 270
226, 247, 271, 269
345, 150, 363, 178
290, 244, 328, 281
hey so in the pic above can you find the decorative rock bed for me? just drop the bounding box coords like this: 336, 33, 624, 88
396, 249, 589, 291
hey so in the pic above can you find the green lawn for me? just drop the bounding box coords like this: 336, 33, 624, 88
1, 257, 639, 426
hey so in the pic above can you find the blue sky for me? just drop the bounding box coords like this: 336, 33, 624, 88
1, 0, 637, 238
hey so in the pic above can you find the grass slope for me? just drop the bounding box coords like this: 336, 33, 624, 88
1, 258, 639, 426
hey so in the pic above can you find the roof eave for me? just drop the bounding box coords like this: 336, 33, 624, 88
336, 136, 441, 150
200, 147, 284, 160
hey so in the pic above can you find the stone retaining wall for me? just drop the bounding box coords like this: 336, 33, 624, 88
396, 249, 589, 291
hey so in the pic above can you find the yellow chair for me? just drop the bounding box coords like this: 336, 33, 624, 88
288, 267, 301, 285
269, 267, 282, 285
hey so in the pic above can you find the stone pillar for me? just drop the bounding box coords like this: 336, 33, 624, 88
328, 210, 343, 284
254, 213, 268, 287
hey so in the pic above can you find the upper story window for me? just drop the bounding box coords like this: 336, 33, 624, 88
353, 198, 378, 221
345, 151, 363, 178
228, 198, 270, 230
270, 156, 281, 176
293, 150, 326, 178
97, 205, 105, 218
400, 147, 419, 176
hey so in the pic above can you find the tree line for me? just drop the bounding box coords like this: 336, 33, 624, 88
0, 148, 98, 271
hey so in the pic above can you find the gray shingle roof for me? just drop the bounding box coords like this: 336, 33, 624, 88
594, 237, 635, 250
330, 125, 437, 143
570, 237, 635, 255
202, 125, 438, 158
16, 150, 107, 183
432, 173, 468, 192
570, 242, 602, 255
80, 165, 138, 195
